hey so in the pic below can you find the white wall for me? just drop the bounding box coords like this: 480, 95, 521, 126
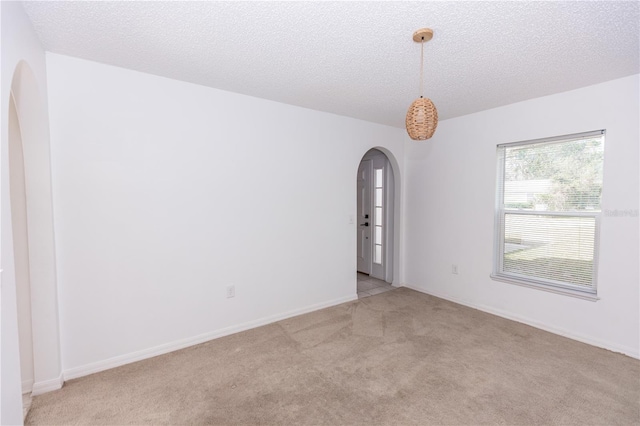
404, 75, 640, 358
45, 53, 405, 376
1, 2, 62, 424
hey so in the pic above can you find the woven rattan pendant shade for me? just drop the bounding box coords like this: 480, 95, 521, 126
406, 97, 438, 140
406, 28, 438, 140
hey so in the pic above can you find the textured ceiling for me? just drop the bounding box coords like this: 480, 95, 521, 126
22, 1, 640, 128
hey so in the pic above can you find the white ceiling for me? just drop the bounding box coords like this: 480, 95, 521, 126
23, 1, 639, 128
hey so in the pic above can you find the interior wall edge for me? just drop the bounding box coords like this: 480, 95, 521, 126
22, 378, 34, 395
30, 373, 63, 396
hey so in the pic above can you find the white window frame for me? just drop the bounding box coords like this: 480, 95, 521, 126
491, 130, 605, 301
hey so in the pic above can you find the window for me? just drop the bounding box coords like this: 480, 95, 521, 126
492, 130, 605, 298
373, 168, 383, 264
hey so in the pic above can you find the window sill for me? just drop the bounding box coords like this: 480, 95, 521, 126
490, 274, 600, 302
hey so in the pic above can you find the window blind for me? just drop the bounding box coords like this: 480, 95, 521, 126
495, 130, 604, 293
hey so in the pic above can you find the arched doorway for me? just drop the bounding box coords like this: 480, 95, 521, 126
8, 89, 35, 414
356, 148, 397, 298
5, 61, 62, 407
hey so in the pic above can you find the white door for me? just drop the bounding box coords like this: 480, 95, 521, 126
357, 159, 372, 274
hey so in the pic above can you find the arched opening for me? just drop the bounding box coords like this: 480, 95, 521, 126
8, 90, 35, 414
6, 61, 62, 409
355, 148, 400, 298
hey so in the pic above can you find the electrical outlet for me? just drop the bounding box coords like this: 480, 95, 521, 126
226, 285, 235, 298
452, 265, 458, 275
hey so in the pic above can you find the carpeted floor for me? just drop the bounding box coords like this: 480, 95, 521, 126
26, 288, 640, 425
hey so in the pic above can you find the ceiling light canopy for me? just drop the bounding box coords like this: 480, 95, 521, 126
406, 28, 438, 141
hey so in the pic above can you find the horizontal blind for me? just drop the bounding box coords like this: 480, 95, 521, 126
495, 131, 604, 291
503, 213, 595, 288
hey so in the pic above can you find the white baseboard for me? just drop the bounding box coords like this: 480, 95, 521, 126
64, 293, 358, 382
31, 374, 63, 396
403, 284, 639, 359
21, 378, 33, 395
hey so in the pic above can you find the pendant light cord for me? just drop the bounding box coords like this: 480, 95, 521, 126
420, 37, 424, 98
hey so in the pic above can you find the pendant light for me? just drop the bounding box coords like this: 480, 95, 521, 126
406, 28, 438, 140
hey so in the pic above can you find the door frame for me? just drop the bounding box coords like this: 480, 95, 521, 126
356, 148, 397, 283
356, 159, 372, 275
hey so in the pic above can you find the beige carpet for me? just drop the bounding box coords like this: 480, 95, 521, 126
26, 288, 640, 425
